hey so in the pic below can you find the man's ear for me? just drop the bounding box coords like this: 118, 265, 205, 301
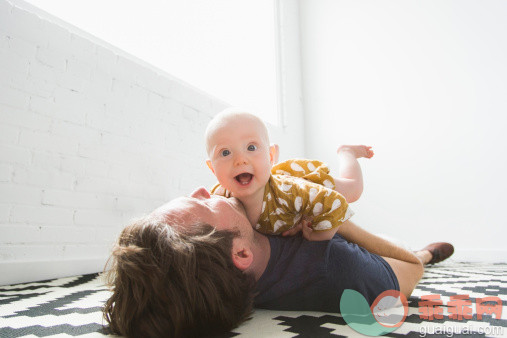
206, 160, 215, 174
231, 238, 253, 271
269, 144, 280, 165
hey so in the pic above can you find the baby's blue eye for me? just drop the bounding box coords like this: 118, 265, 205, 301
247, 145, 257, 151
221, 149, 231, 157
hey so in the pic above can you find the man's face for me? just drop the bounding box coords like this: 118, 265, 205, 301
154, 187, 254, 240
206, 115, 273, 199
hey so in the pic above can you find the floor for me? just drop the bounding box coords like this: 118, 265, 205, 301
0, 261, 505, 337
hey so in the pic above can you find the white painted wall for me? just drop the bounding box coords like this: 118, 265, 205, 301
0, 0, 305, 285
22, 0, 281, 125
299, 0, 507, 261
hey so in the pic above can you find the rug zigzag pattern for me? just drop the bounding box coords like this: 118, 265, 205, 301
0, 262, 506, 337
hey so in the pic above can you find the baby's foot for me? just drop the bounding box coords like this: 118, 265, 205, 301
337, 145, 374, 159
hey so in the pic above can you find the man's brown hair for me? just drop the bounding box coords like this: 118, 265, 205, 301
103, 215, 255, 337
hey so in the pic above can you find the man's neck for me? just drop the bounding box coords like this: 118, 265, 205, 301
248, 231, 271, 281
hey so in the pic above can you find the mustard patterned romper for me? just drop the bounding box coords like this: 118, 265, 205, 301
211, 159, 354, 235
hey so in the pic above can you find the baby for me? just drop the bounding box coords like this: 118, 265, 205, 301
205, 109, 373, 241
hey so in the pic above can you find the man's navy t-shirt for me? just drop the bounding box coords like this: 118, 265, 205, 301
254, 234, 399, 313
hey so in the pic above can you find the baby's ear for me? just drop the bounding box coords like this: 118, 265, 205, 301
206, 160, 215, 174
269, 144, 280, 165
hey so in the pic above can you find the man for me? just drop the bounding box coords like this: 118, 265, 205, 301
103, 187, 453, 338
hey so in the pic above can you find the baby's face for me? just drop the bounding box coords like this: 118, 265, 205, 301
207, 115, 273, 200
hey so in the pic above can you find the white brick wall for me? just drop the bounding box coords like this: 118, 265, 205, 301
0, 0, 229, 285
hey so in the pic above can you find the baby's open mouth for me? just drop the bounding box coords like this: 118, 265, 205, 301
235, 173, 253, 185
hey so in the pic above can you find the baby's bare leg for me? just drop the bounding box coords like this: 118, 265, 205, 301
334, 145, 374, 202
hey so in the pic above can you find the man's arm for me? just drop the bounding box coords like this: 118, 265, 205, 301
282, 218, 421, 265
337, 220, 421, 265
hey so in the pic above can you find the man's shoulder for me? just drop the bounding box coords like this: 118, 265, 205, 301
267, 234, 332, 259
255, 235, 337, 312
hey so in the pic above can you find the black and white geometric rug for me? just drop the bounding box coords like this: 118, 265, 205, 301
1, 262, 506, 337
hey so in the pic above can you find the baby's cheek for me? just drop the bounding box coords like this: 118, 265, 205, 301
214, 166, 228, 180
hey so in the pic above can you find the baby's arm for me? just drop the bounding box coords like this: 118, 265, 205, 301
334, 145, 374, 203
303, 223, 339, 241
281, 180, 353, 241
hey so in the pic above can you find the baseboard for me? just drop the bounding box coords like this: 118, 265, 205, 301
0, 257, 108, 286
451, 249, 507, 263
376, 235, 507, 263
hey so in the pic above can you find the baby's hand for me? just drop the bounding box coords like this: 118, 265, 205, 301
282, 218, 313, 238
213, 186, 233, 198
282, 222, 303, 237
301, 220, 316, 241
